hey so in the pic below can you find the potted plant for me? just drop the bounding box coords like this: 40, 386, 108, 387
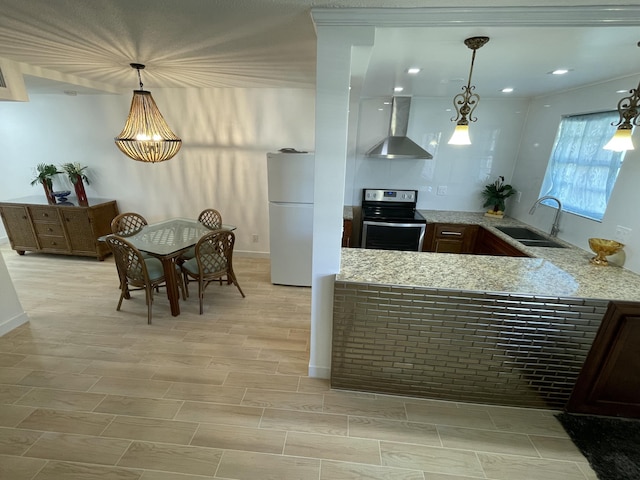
30, 163, 60, 205
61, 162, 90, 205
482, 176, 516, 218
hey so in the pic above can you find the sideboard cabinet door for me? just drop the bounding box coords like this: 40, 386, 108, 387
0, 205, 38, 254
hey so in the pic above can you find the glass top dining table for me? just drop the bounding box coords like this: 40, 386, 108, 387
103, 218, 236, 317
126, 218, 236, 256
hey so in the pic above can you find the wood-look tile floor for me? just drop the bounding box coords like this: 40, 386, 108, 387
0, 244, 596, 480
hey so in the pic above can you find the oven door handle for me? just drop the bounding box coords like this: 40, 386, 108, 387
363, 220, 426, 228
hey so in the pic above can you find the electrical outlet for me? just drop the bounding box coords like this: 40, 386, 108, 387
437, 185, 447, 196
252, 234, 259, 243
614, 226, 631, 244
516, 191, 522, 203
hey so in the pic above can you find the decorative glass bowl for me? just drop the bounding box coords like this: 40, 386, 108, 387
53, 190, 72, 204
588, 237, 624, 266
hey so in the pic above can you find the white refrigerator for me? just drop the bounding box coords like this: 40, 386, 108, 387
267, 152, 314, 287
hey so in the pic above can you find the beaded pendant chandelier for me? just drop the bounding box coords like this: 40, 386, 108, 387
115, 63, 182, 163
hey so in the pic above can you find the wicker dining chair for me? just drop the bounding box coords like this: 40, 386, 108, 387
110, 212, 152, 295
180, 208, 223, 262
110, 212, 148, 237
181, 229, 245, 314
105, 235, 186, 324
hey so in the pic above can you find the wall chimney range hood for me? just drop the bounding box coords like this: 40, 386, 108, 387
366, 96, 432, 159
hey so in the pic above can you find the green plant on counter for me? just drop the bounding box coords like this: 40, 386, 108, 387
30, 163, 60, 188
60, 162, 90, 185
482, 176, 516, 214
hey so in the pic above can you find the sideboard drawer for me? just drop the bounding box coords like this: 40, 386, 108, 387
34, 222, 65, 236
30, 206, 60, 223
37, 235, 69, 251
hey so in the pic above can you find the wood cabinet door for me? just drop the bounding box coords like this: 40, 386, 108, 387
431, 224, 477, 253
567, 301, 640, 418
473, 227, 528, 257
342, 219, 352, 247
0, 205, 39, 252
61, 208, 96, 254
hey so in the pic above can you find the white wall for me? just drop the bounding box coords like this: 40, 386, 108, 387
345, 96, 530, 210
510, 77, 640, 273
0, 252, 28, 336
0, 88, 316, 255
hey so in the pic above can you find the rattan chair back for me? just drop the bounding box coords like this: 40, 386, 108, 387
182, 229, 244, 314
198, 208, 222, 230
104, 234, 165, 324
111, 212, 148, 236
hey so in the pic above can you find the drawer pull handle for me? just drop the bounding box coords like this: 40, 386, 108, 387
43, 213, 48, 217
48, 228, 53, 232
441, 231, 463, 236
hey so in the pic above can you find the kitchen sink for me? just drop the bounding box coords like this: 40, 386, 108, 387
495, 226, 566, 248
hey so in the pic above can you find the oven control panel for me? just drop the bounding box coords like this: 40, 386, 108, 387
363, 189, 417, 203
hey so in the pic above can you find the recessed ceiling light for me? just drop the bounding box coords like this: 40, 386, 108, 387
394, 86, 404, 92
501, 87, 514, 93
616, 89, 629, 94
383, 101, 391, 105
407, 67, 421, 75
551, 69, 569, 75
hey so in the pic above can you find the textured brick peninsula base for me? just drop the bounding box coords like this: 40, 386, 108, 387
332, 281, 608, 409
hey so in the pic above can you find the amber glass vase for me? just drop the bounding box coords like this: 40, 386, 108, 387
73, 178, 88, 206
42, 180, 56, 205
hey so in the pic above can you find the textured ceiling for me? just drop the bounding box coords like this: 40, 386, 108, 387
1, 0, 640, 99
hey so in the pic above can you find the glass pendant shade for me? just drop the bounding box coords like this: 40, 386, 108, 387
448, 124, 471, 145
115, 64, 182, 163
603, 126, 634, 152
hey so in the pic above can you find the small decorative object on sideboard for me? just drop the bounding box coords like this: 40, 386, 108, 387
30, 163, 60, 205
588, 238, 624, 266
61, 162, 90, 206
53, 190, 72, 205
482, 175, 516, 218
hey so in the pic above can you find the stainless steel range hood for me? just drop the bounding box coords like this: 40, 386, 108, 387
366, 96, 433, 159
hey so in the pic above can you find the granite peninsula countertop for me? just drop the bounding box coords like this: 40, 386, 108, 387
338, 210, 640, 302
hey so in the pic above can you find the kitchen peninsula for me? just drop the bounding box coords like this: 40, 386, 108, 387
332, 211, 640, 410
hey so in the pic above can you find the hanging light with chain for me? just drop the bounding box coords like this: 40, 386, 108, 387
448, 36, 490, 146
603, 41, 640, 152
115, 63, 182, 163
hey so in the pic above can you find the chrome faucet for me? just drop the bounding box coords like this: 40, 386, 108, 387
529, 196, 562, 237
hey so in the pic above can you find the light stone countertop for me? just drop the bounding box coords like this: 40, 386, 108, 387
338, 210, 640, 302
343, 206, 353, 220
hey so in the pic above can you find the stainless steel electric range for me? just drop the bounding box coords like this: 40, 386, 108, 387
360, 188, 427, 251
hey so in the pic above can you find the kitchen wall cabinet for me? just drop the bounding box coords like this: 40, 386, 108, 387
567, 301, 640, 418
473, 226, 529, 257
0, 197, 119, 260
425, 223, 478, 253
342, 218, 353, 247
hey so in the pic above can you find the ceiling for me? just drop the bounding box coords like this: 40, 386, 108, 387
1, 0, 640, 100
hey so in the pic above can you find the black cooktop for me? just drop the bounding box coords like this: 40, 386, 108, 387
362, 205, 426, 224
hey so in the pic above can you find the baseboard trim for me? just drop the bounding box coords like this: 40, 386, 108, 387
308, 364, 330, 379
0, 312, 28, 337
235, 250, 270, 259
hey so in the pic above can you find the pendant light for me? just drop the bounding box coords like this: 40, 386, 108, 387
115, 63, 182, 163
603, 41, 640, 152
448, 36, 490, 146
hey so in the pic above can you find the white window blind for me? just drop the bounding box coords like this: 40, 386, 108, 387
540, 111, 625, 221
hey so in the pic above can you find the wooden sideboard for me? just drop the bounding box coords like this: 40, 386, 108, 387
0, 197, 119, 260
